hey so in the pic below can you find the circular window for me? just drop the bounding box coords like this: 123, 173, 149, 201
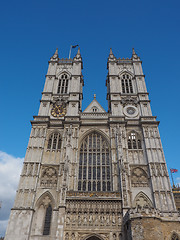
123, 105, 138, 118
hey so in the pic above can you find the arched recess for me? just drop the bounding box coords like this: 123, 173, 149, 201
78, 130, 112, 192
170, 232, 180, 240
133, 191, 153, 209
31, 191, 55, 236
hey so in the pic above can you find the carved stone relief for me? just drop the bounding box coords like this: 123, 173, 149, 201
65, 200, 122, 229
131, 167, 149, 187
133, 192, 153, 209
40, 166, 58, 187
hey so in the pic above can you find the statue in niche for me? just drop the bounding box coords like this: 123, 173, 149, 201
106, 214, 110, 225
95, 213, 99, 226
83, 212, 88, 225
113, 233, 117, 239
100, 214, 105, 226
78, 215, 81, 225
118, 214, 121, 226
89, 213, 93, 225
66, 213, 70, 225
65, 233, 69, 240
72, 233, 75, 240
112, 212, 116, 225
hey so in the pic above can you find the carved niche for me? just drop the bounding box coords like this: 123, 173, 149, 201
131, 167, 149, 187
40, 166, 58, 188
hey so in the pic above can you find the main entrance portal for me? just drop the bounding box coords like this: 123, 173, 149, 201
86, 237, 101, 240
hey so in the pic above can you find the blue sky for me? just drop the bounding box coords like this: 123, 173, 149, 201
0, 0, 180, 236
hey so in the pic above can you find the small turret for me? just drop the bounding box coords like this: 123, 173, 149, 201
50, 48, 59, 61
132, 48, 140, 61
108, 48, 116, 61
73, 47, 82, 61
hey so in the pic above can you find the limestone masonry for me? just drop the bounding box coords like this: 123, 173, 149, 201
5, 48, 180, 240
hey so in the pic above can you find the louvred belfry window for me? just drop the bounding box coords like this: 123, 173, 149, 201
121, 74, 133, 94
47, 133, 61, 151
43, 204, 52, 235
57, 73, 69, 94
78, 132, 112, 191
128, 132, 142, 149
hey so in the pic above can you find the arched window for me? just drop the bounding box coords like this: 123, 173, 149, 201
57, 73, 69, 94
92, 106, 98, 112
121, 74, 133, 94
128, 132, 142, 149
78, 132, 112, 191
43, 204, 52, 235
47, 132, 61, 151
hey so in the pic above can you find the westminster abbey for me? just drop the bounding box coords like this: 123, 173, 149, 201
5, 48, 180, 239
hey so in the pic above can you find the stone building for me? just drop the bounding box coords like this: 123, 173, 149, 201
173, 186, 180, 212
5, 48, 180, 240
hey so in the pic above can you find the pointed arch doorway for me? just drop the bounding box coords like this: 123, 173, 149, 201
86, 237, 102, 240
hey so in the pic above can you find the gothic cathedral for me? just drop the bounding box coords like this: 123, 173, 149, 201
5, 48, 180, 240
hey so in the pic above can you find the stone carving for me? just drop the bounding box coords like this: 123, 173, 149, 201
65, 199, 122, 229
42, 195, 51, 207
133, 192, 153, 209
121, 96, 138, 107
131, 167, 149, 187
40, 167, 57, 187
132, 220, 144, 240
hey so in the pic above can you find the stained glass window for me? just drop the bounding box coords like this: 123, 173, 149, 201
78, 132, 112, 191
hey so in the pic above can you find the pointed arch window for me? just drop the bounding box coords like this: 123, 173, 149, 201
128, 132, 142, 149
121, 74, 133, 94
57, 73, 69, 94
78, 132, 112, 191
47, 132, 61, 151
43, 204, 52, 235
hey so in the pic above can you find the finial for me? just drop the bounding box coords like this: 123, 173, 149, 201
55, 48, 58, 55
93, 94, 96, 99
132, 48, 136, 55
77, 47, 80, 55
108, 48, 116, 60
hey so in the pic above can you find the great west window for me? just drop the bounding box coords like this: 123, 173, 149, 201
78, 132, 112, 192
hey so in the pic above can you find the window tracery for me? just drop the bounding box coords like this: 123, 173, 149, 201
78, 132, 112, 191
47, 132, 61, 151
128, 132, 142, 149
121, 74, 133, 94
57, 73, 69, 94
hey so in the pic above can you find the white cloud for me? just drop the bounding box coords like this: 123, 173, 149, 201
0, 151, 23, 237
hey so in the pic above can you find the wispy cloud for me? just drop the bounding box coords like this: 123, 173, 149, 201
0, 151, 23, 237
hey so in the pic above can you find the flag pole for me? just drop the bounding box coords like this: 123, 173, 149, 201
69, 45, 72, 59
170, 169, 175, 188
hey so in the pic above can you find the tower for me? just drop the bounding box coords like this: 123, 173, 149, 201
5, 48, 180, 240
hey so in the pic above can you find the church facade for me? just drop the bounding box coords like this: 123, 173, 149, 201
5, 49, 180, 240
